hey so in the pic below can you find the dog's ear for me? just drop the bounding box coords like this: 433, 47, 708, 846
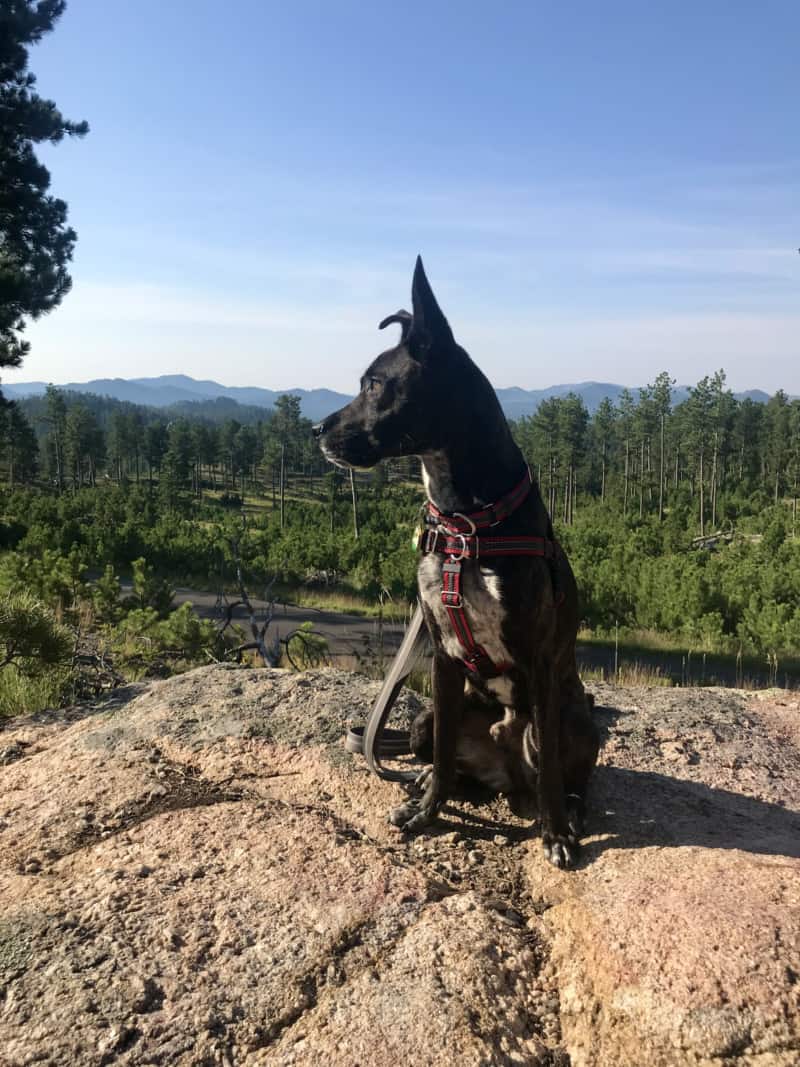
409, 256, 453, 357
378, 309, 413, 343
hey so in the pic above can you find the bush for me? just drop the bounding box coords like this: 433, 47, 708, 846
0, 593, 73, 716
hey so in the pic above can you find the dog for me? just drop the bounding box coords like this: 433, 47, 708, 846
314, 257, 599, 868
408, 687, 597, 821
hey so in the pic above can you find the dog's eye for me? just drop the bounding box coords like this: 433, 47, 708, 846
365, 377, 381, 393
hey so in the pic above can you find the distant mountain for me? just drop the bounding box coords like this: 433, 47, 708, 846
1, 376, 353, 423
495, 382, 627, 418
0, 374, 781, 421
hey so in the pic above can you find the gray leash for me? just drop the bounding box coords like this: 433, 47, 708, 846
345, 604, 429, 782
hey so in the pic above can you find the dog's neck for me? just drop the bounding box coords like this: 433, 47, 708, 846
415, 345, 529, 515
421, 424, 525, 515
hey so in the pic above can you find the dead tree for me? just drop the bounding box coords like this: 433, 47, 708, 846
217, 522, 281, 666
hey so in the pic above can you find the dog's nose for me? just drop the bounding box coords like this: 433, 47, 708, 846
312, 421, 325, 440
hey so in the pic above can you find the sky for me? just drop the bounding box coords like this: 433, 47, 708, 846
5, 0, 800, 394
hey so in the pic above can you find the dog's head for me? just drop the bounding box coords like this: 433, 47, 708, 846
314, 257, 457, 469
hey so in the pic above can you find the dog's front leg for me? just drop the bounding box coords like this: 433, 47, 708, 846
534, 664, 577, 869
389, 653, 464, 832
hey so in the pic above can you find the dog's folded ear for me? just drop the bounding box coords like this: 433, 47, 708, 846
378, 309, 413, 341
409, 255, 454, 357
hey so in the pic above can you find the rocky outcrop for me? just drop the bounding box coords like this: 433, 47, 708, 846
0, 666, 798, 1066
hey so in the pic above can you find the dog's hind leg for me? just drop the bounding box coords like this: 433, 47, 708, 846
533, 662, 577, 869
559, 695, 600, 839
390, 653, 464, 832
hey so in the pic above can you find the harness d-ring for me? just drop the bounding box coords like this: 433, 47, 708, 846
449, 513, 476, 561
451, 533, 468, 561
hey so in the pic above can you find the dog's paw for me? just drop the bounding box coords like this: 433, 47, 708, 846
542, 832, 579, 870
389, 796, 440, 833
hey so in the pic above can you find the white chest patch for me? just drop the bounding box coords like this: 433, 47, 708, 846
418, 555, 513, 703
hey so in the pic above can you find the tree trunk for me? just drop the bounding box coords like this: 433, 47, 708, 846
699, 446, 705, 537
658, 413, 665, 521
711, 432, 718, 528
280, 444, 286, 529
623, 439, 630, 515
350, 468, 359, 540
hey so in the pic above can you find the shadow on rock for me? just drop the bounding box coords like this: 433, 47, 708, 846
585, 763, 800, 861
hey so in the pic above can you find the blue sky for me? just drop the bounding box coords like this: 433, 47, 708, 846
7, 0, 799, 393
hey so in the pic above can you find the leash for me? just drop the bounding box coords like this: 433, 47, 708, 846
345, 603, 429, 781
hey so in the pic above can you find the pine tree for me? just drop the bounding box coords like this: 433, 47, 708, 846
2, 400, 38, 484
591, 397, 617, 503
44, 384, 66, 490
0, 1, 88, 379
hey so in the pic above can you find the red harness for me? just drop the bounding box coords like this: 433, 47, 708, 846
417, 468, 559, 678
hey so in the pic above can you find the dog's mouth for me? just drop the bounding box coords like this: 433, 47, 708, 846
320, 428, 381, 471
320, 440, 376, 473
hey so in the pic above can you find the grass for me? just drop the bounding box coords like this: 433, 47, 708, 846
579, 626, 709, 654
0, 666, 72, 718
579, 662, 674, 687
284, 586, 414, 620
579, 626, 800, 686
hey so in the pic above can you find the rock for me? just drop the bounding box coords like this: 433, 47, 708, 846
0, 666, 798, 1066
529, 682, 800, 1067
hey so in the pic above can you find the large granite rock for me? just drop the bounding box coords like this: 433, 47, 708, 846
0, 666, 797, 1065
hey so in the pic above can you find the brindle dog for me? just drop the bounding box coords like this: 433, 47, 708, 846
315, 257, 598, 868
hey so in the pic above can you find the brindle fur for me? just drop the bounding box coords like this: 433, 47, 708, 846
315, 257, 599, 868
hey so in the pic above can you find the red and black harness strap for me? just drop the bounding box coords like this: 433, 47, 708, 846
418, 468, 561, 679
426, 468, 533, 533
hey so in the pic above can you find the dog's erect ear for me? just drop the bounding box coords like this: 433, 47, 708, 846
378, 309, 413, 343
409, 256, 453, 357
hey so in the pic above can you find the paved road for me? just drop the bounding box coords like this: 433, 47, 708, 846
140, 585, 798, 690
169, 586, 411, 662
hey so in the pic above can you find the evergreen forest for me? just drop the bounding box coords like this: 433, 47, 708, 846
2, 370, 800, 713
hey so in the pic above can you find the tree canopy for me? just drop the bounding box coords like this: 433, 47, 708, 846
0, 1, 88, 377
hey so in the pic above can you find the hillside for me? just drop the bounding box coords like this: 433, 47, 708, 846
1, 377, 353, 423
1, 374, 775, 420
1, 666, 798, 1066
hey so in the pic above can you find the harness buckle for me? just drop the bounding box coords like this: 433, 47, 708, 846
421, 528, 440, 554
441, 560, 463, 608
442, 589, 463, 609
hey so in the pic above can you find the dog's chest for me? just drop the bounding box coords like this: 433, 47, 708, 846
418, 554, 514, 704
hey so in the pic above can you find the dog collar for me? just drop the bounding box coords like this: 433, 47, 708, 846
425, 467, 533, 534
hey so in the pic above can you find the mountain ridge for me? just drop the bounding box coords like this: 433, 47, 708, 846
0, 373, 775, 421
